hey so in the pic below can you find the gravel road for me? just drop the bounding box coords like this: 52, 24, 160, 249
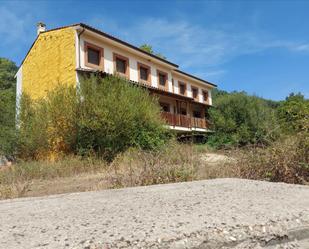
1, 178, 309, 249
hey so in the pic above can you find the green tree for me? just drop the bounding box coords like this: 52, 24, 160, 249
77, 75, 169, 160
0, 58, 18, 155
208, 92, 280, 148
0, 58, 18, 90
140, 44, 154, 54
278, 92, 309, 133
139, 44, 167, 59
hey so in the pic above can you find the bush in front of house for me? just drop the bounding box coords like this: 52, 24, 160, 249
77, 75, 169, 161
17, 75, 169, 161
207, 91, 280, 148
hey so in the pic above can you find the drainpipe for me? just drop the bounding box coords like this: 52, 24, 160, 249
76, 27, 85, 90
77, 27, 85, 69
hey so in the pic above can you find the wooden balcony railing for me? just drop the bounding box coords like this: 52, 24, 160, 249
191, 117, 207, 129
161, 112, 207, 129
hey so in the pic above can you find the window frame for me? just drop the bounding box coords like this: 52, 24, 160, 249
157, 70, 168, 91
178, 81, 187, 96
113, 53, 130, 79
137, 62, 151, 84
84, 42, 104, 70
191, 86, 199, 101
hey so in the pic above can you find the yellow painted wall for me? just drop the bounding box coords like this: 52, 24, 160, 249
22, 27, 76, 99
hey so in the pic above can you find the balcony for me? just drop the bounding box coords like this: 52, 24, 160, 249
161, 112, 207, 130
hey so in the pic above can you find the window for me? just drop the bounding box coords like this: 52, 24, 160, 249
140, 67, 148, 80
157, 70, 168, 89
192, 87, 199, 100
138, 62, 151, 83
179, 82, 186, 95
202, 90, 209, 102
113, 53, 129, 78
159, 73, 166, 86
116, 58, 126, 74
88, 48, 100, 65
85, 42, 103, 69
159, 102, 170, 112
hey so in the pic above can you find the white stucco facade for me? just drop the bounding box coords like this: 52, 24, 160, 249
76, 29, 215, 105
78, 33, 174, 92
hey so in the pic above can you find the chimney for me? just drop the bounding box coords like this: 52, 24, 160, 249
37, 22, 46, 35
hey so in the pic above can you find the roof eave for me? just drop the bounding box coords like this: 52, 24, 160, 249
76, 23, 179, 69
174, 69, 217, 88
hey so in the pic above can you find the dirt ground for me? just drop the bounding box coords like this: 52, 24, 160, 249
22, 172, 108, 198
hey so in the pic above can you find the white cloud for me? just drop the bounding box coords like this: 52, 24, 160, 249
292, 44, 309, 52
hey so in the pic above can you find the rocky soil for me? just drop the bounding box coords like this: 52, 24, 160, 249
1, 178, 309, 249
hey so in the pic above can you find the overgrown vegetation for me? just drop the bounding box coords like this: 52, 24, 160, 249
235, 131, 309, 184
0, 156, 107, 199
17, 75, 169, 161
277, 92, 309, 134
0, 142, 225, 199
208, 89, 308, 183
0, 58, 18, 155
208, 91, 279, 148
108, 142, 198, 188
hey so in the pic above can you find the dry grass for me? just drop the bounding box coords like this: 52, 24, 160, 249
230, 132, 309, 184
106, 142, 200, 188
3, 135, 306, 200
104, 142, 243, 189
1, 142, 227, 199
0, 156, 107, 199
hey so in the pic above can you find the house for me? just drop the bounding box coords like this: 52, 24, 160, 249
16, 22, 217, 132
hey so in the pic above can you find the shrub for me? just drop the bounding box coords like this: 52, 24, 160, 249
277, 93, 309, 134
0, 89, 16, 155
0, 58, 18, 155
77, 75, 169, 160
17, 75, 169, 161
107, 141, 198, 188
208, 92, 280, 148
17, 85, 78, 160
237, 131, 309, 184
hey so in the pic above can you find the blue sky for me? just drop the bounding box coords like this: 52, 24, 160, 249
1, 0, 309, 100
